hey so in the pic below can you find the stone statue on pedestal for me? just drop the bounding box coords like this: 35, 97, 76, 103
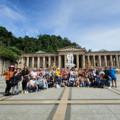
67, 53, 74, 64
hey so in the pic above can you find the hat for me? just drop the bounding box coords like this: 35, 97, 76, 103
39, 68, 42, 70
71, 74, 74, 76
37, 76, 40, 78
33, 76, 36, 79
85, 75, 88, 77
8, 65, 15, 69
58, 75, 60, 77
57, 68, 60, 70
16, 67, 21, 70
102, 72, 105, 74
34, 68, 36, 70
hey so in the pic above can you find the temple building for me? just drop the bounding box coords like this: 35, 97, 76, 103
19, 46, 120, 69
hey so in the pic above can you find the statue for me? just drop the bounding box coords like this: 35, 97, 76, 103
67, 53, 74, 64
51, 62, 56, 68
66, 53, 75, 69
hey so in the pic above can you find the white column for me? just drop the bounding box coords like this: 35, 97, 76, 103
58, 55, 61, 69
110, 55, 113, 66
21, 57, 24, 69
43, 57, 45, 68
99, 55, 101, 67
116, 55, 119, 67
37, 57, 40, 69
27, 57, 29, 67
32, 57, 34, 68
82, 55, 85, 68
93, 55, 95, 68
119, 56, 120, 67
64, 55, 67, 69
48, 56, 51, 68
76, 55, 79, 68
54, 56, 56, 63
104, 55, 107, 67
87, 55, 90, 68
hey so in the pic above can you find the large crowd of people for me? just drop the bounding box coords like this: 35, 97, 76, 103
3, 65, 117, 96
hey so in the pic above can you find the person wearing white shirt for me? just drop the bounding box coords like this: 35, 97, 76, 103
69, 74, 75, 87
70, 69, 74, 76
74, 69, 78, 76
28, 76, 38, 92
92, 69, 96, 78
31, 69, 37, 77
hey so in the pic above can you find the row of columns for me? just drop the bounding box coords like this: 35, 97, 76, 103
87, 55, 119, 68
21, 56, 57, 69
21, 55, 120, 69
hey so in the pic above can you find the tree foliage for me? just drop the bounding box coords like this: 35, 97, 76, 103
0, 45, 21, 62
0, 26, 82, 61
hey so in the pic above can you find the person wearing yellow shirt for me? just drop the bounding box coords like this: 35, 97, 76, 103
56, 68, 60, 77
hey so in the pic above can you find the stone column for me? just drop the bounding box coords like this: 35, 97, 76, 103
116, 55, 119, 67
76, 55, 79, 68
58, 55, 61, 69
64, 55, 67, 69
104, 55, 107, 67
119, 56, 120, 67
87, 55, 90, 68
98, 55, 101, 67
110, 55, 113, 66
93, 55, 95, 68
82, 55, 85, 68
43, 57, 45, 68
32, 57, 34, 68
48, 56, 51, 68
21, 57, 24, 69
27, 57, 29, 67
37, 57, 40, 69
54, 56, 56, 63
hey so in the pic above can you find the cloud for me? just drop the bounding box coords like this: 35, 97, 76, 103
0, 5, 27, 22
0, 0, 120, 51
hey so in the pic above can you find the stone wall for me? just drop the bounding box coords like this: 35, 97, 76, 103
0, 57, 14, 75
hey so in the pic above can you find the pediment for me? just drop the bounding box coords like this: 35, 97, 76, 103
57, 46, 86, 52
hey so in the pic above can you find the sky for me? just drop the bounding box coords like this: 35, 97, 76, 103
0, 0, 120, 51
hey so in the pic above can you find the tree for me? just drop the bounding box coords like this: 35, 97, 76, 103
0, 26, 82, 61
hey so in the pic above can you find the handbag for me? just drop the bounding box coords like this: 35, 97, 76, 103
23, 76, 29, 83
9, 71, 18, 87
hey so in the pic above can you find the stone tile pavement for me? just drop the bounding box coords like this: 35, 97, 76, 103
0, 75, 120, 120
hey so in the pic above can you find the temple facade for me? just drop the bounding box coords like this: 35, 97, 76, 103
19, 46, 120, 69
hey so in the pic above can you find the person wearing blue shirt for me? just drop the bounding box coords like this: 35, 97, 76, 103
109, 66, 117, 87
39, 73, 43, 79
96, 76, 103, 88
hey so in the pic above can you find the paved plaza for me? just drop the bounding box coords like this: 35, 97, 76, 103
0, 75, 120, 120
